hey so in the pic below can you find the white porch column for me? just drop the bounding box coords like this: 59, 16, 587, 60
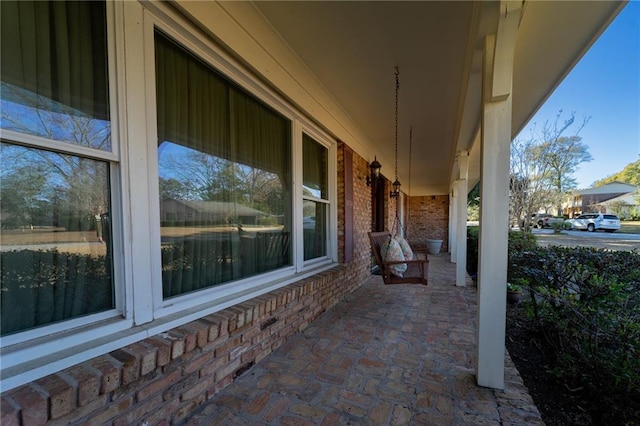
476, 1, 521, 389
455, 151, 469, 287
449, 184, 457, 261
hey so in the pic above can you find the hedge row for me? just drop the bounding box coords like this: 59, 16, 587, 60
509, 246, 640, 423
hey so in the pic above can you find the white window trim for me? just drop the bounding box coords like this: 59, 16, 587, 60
299, 125, 338, 268
0, 130, 119, 162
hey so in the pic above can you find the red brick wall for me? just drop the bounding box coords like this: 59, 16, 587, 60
406, 194, 450, 252
350, 148, 374, 265
337, 143, 374, 267
0, 144, 374, 426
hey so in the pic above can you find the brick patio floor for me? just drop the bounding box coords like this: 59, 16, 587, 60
185, 254, 544, 425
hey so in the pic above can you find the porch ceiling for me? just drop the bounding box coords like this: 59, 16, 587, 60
251, 1, 624, 195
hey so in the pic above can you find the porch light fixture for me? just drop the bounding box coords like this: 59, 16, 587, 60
366, 156, 382, 186
390, 67, 401, 199
391, 178, 401, 197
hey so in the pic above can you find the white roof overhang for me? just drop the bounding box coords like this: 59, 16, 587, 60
174, 0, 626, 195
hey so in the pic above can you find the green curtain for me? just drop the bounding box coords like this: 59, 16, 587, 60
154, 30, 291, 181
155, 32, 230, 154
230, 87, 291, 185
155, 30, 292, 298
0, 1, 109, 120
0, 1, 113, 335
302, 134, 328, 198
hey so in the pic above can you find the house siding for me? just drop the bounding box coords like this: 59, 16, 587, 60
565, 182, 639, 217
582, 193, 631, 211
0, 145, 373, 425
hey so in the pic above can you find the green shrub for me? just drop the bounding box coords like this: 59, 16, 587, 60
550, 221, 571, 233
625, 207, 640, 221
467, 225, 479, 240
465, 227, 537, 279
258, 216, 278, 226
161, 241, 239, 298
509, 246, 640, 423
508, 230, 537, 252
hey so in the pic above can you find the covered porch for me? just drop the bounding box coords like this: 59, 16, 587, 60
185, 254, 543, 425
0, 1, 627, 423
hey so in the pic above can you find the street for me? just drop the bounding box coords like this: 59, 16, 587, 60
531, 228, 640, 251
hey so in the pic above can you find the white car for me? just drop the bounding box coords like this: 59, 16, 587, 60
565, 213, 621, 233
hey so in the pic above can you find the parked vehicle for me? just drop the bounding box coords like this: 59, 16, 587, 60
545, 216, 566, 228
565, 213, 621, 232
526, 213, 565, 229
531, 213, 552, 229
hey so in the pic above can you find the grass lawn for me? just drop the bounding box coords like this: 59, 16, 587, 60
620, 221, 640, 234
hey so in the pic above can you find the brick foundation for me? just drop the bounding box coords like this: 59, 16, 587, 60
1, 266, 372, 425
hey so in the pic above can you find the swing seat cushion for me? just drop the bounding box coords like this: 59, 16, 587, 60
395, 236, 414, 260
381, 237, 407, 277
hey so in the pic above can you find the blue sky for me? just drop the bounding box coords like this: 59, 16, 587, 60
516, 1, 639, 189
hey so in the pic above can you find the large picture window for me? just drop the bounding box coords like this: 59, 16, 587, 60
0, 1, 114, 336
155, 31, 292, 299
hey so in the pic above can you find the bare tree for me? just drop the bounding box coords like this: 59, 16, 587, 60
510, 110, 592, 228
158, 145, 284, 214
534, 111, 592, 215
1, 86, 111, 230
510, 137, 555, 230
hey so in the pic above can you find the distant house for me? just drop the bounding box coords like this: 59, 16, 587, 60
160, 199, 269, 225
592, 191, 639, 219
564, 181, 639, 218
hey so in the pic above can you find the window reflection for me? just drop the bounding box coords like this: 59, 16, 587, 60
0, 83, 112, 151
303, 200, 327, 260
0, 142, 113, 336
0, 1, 113, 336
158, 142, 291, 297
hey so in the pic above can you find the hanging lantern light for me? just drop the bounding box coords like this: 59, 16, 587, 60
366, 156, 382, 186
390, 67, 401, 199
392, 178, 401, 196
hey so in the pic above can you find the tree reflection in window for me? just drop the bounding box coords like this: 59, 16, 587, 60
0, 142, 113, 336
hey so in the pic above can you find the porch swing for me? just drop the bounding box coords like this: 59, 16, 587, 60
369, 68, 428, 285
